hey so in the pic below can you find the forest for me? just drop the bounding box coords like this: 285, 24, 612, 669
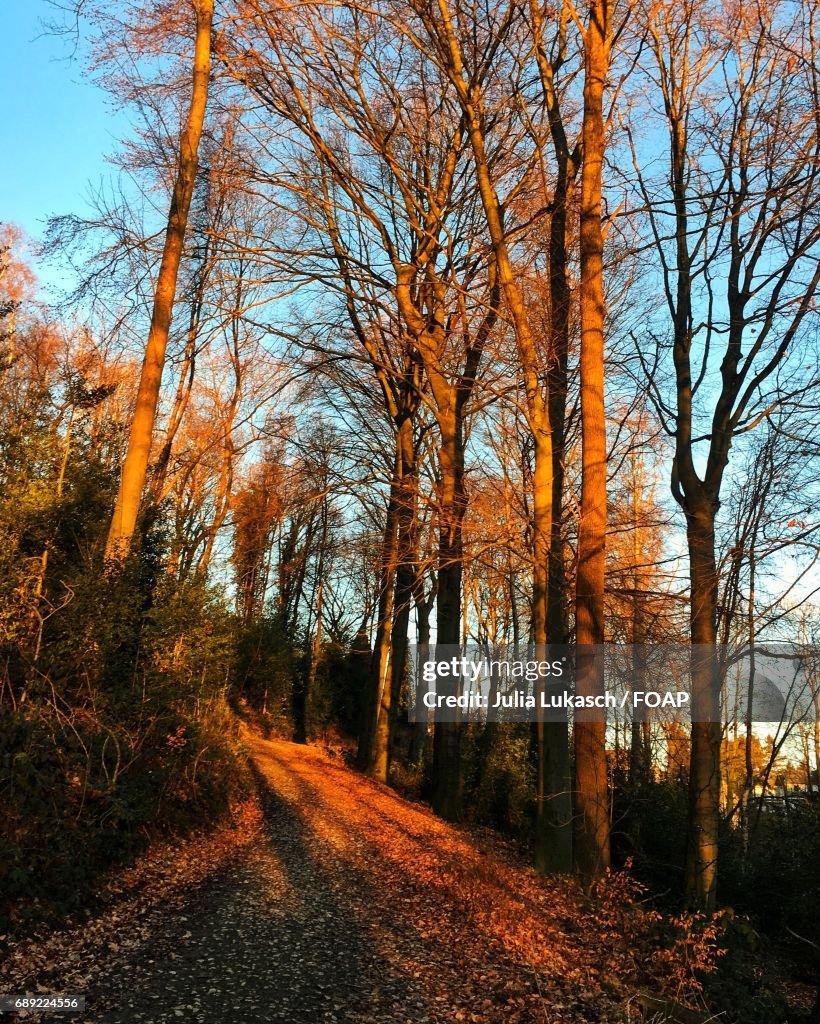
1, 0, 820, 1021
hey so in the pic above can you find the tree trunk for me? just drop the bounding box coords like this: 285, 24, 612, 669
388, 423, 418, 764
532, 432, 573, 872
739, 552, 756, 860
811, 675, 820, 793
432, 405, 465, 820
358, 460, 400, 774
629, 644, 650, 781
372, 419, 417, 781
684, 503, 721, 911
630, 461, 650, 781
105, 0, 214, 562
574, 0, 611, 881
534, 142, 576, 874
408, 585, 434, 765
295, 578, 322, 744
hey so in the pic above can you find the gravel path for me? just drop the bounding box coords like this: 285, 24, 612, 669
5, 737, 630, 1023
93, 748, 434, 1024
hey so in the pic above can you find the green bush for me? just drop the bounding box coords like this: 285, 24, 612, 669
719, 795, 820, 938
612, 777, 688, 894
0, 456, 250, 930
464, 723, 535, 835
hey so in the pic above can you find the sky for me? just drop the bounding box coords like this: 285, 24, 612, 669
0, 1, 128, 288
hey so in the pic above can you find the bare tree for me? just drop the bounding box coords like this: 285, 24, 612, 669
630, 0, 820, 909
106, 0, 214, 561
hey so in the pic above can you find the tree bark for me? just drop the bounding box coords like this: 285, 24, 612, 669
533, 429, 572, 873
408, 583, 435, 765
358, 459, 400, 775
387, 418, 419, 767
574, 0, 611, 881
371, 418, 417, 781
629, 450, 650, 781
683, 503, 721, 909
431, 402, 466, 820
105, 0, 214, 562
538, 66, 577, 875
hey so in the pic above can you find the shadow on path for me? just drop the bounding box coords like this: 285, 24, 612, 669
88, 753, 434, 1024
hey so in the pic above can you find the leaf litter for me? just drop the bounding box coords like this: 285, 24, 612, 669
0, 735, 687, 1023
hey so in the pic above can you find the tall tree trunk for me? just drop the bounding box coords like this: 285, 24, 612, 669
408, 583, 435, 765
537, 96, 577, 875
432, 405, 466, 820
629, 453, 650, 781
811, 675, 820, 793
105, 0, 214, 562
300, 501, 329, 743
295, 577, 323, 744
358, 460, 400, 774
394, 260, 493, 818
683, 503, 721, 910
739, 550, 756, 857
388, 422, 418, 760
533, 430, 573, 873
574, 0, 611, 881
546, 196, 571, 648
372, 419, 417, 781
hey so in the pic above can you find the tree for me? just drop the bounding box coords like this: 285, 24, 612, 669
403, 0, 577, 868
0, 224, 37, 386
573, 0, 613, 880
226, 1, 501, 806
106, 0, 214, 561
631, 0, 820, 909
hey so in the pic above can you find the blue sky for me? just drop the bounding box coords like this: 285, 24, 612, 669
0, 2, 128, 284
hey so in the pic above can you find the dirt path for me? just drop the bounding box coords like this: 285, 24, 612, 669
5, 738, 632, 1023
